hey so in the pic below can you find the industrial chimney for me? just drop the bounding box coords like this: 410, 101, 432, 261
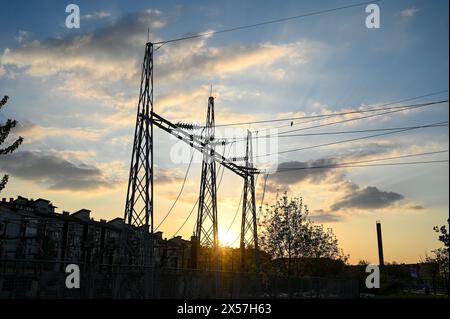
376, 221, 384, 268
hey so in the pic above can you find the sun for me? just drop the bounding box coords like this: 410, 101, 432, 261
218, 229, 236, 247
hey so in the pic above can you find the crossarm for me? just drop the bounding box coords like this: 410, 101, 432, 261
140, 112, 258, 179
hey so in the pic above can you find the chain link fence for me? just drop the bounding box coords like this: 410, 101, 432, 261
0, 260, 359, 299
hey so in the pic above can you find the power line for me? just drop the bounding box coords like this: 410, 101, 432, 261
222, 122, 449, 141
225, 189, 243, 235
255, 120, 448, 158
153, 0, 382, 45
269, 97, 448, 132
277, 100, 448, 135
202, 99, 448, 145
209, 91, 448, 129
155, 151, 194, 231
192, 98, 448, 144
257, 173, 269, 220
226, 158, 449, 246
224, 173, 260, 236
231, 233, 240, 247
173, 145, 227, 237
172, 134, 448, 235
173, 198, 198, 237
264, 159, 448, 173
173, 143, 233, 237
268, 149, 449, 173
277, 123, 449, 138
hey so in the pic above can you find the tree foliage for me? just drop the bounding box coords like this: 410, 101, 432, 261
0, 95, 24, 192
259, 193, 348, 275
433, 219, 449, 249
424, 219, 449, 293
432, 220, 449, 274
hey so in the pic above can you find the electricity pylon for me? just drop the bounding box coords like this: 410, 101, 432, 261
240, 130, 259, 271
195, 96, 219, 268
123, 42, 154, 267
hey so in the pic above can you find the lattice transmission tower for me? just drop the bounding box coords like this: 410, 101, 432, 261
123, 42, 154, 266
195, 96, 219, 256
240, 130, 259, 271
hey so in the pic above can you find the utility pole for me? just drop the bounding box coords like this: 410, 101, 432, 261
195, 96, 219, 270
240, 130, 259, 272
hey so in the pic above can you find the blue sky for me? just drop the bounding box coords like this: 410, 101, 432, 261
0, 0, 448, 263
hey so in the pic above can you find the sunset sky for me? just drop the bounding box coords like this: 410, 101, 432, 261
0, 0, 448, 264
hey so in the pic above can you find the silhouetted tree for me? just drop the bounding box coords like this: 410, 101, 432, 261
0, 95, 24, 192
259, 193, 348, 276
426, 219, 449, 293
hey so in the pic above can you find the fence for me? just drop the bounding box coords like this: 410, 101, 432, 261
0, 259, 359, 299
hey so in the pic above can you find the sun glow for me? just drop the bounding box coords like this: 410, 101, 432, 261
219, 229, 236, 247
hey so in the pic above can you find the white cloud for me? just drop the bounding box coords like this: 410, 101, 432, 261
0, 10, 166, 112
14, 121, 104, 143
401, 7, 419, 18
155, 39, 321, 83
0, 8, 325, 133
16, 30, 30, 44
82, 10, 111, 20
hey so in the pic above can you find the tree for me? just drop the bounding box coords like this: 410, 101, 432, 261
426, 219, 449, 293
433, 219, 449, 249
0, 95, 23, 192
259, 193, 348, 276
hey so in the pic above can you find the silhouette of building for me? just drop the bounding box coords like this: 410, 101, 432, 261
0, 196, 191, 269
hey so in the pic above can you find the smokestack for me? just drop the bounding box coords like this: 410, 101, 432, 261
376, 221, 384, 268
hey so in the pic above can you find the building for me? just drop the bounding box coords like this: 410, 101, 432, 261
0, 196, 190, 270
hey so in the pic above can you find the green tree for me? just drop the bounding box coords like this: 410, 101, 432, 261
259, 193, 348, 276
0, 95, 23, 192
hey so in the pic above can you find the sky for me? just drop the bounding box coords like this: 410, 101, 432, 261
0, 0, 448, 264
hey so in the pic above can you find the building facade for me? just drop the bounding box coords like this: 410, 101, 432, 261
0, 196, 190, 269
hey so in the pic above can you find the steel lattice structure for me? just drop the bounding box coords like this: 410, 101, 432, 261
195, 97, 219, 250
240, 130, 259, 270
123, 42, 154, 266
123, 42, 260, 272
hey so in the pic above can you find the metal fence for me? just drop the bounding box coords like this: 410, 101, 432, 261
0, 260, 359, 299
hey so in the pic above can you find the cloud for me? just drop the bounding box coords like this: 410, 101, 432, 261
154, 167, 185, 185
309, 209, 343, 223
408, 205, 425, 210
1, 9, 166, 110
269, 158, 341, 185
401, 7, 419, 17
156, 87, 209, 113
0, 8, 321, 128
16, 30, 30, 44
256, 145, 423, 217
82, 10, 111, 20
0, 7, 329, 151
0, 150, 116, 191
330, 185, 404, 211
156, 39, 320, 83
154, 85, 267, 124
14, 121, 103, 143
336, 142, 399, 159
261, 152, 426, 217
57, 149, 97, 160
